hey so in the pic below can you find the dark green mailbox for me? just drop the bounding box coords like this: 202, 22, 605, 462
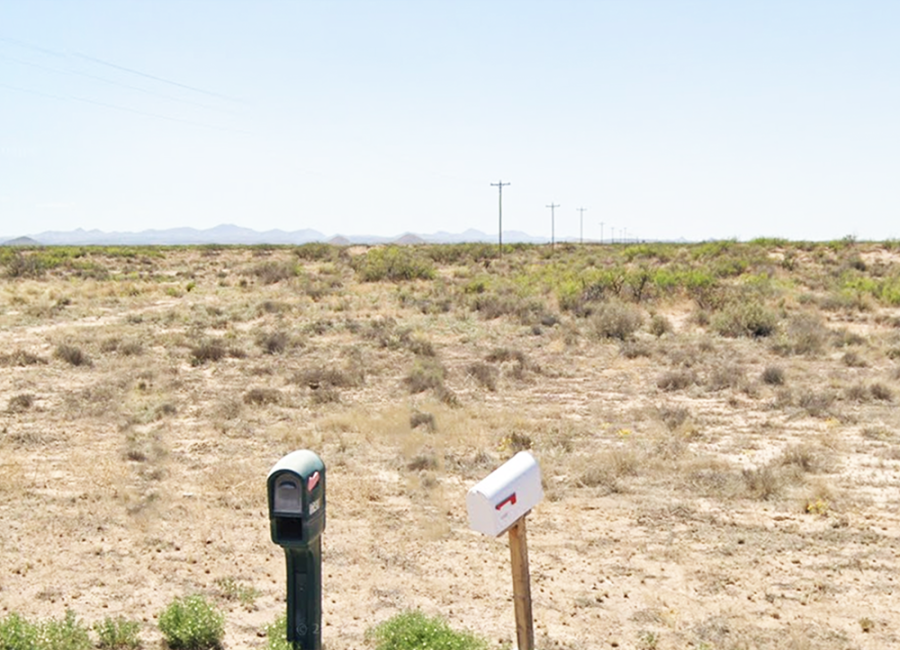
267, 450, 326, 650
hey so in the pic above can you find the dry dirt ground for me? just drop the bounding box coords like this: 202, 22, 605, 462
1, 245, 899, 649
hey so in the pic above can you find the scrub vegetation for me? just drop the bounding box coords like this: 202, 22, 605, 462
1, 240, 899, 649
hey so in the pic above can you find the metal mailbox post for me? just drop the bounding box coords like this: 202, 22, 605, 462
267, 450, 326, 650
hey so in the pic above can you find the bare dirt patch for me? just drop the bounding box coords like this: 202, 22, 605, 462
1, 243, 900, 649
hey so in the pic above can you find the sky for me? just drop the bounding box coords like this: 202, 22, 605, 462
1, 0, 899, 242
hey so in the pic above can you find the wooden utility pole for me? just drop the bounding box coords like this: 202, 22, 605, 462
577, 207, 587, 244
491, 181, 510, 259
508, 516, 535, 650
546, 203, 559, 248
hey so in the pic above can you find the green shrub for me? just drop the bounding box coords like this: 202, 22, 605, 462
42, 610, 92, 650
158, 595, 224, 650
294, 243, 337, 261
365, 610, 489, 650
95, 616, 142, 650
0, 612, 40, 650
354, 247, 435, 282
264, 615, 292, 650
711, 301, 777, 338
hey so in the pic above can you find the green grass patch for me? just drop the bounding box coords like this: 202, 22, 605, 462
365, 610, 489, 650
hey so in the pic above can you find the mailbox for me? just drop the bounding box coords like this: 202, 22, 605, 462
267, 450, 326, 650
466, 451, 543, 537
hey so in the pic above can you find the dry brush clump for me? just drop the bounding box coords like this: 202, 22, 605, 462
587, 300, 644, 341
54, 343, 93, 367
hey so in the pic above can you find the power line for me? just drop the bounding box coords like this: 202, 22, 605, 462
546, 202, 559, 248
0, 34, 242, 103
491, 181, 510, 259
74, 53, 243, 103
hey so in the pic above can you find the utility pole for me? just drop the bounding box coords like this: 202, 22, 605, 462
546, 203, 560, 248
491, 181, 510, 259
600, 221, 604, 245
577, 207, 587, 244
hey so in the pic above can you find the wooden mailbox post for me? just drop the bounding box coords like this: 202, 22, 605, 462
466, 451, 543, 650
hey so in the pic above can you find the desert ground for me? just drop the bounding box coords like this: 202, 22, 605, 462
1, 241, 899, 649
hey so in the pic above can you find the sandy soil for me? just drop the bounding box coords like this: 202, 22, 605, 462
1, 246, 899, 649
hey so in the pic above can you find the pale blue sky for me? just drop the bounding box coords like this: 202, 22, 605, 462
1, 1, 899, 241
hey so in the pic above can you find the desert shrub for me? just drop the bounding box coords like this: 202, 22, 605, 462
778, 443, 832, 474
577, 449, 640, 493
657, 369, 697, 391
365, 610, 489, 650
0, 349, 47, 366
649, 313, 673, 337
798, 389, 836, 417
158, 595, 224, 650
761, 365, 785, 386
354, 247, 435, 282
485, 347, 527, 365
214, 578, 259, 607
619, 340, 654, 359
658, 405, 691, 431
870, 382, 894, 402
841, 351, 867, 367
243, 388, 282, 406
310, 385, 341, 404
706, 363, 746, 392
406, 334, 436, 357
711, 300, 777, 338
741, 464, 784, 500
7, 393, 35, 412
295, 366, 360, 389
424, 243, 496, 265
247, 260, 298, 285
772, 312, 829, 356
498, 431, 534, 453
54, 343, 92, 367
95, 616, 142, 650
588, 300, 644, 340
410, 410, 437, 432
293, 242, 336, 261
844, 382, 870, 402
466, 362, 498, 391
256, 331, 290, 355
407, 449, 439, 471
405, 358, 446, 394
190, 340, 245, 366
4, 251, 46, 278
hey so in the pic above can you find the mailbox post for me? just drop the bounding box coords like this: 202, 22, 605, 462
467, 451, 543, 650
267, 450, 326, 650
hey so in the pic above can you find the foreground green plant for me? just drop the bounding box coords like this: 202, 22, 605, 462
264, 615, 292, 650
0, 610, 92, 650
158, 595, 224, 650
365, 610, 489, 650
95, 616, 142, 649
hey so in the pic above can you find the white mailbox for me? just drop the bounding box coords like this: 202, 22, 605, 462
467, 451, 543, 537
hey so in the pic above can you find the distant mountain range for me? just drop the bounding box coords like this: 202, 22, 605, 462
0, 224, 550, 246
